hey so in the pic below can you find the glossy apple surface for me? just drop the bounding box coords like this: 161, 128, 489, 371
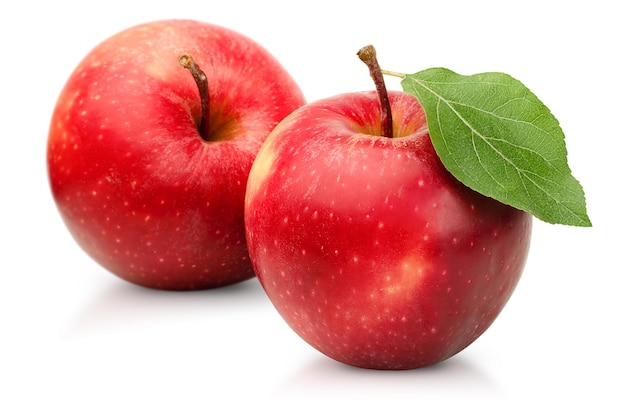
245, 91, 532, 369
47, 19, 305, 290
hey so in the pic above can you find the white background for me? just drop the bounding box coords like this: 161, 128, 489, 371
1, 0, 624, 411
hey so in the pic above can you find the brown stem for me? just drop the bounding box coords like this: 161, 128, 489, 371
179, 54, 210, 141
357, 45, 393, 138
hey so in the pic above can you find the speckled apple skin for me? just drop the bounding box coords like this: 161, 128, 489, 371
47, 20, 305, 290
245, 91, 532, 369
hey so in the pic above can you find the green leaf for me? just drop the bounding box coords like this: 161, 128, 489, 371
401, 68, 591, 227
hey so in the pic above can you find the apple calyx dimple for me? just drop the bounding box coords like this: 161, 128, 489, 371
357, 45, 393, 138
179, 54, 210, 141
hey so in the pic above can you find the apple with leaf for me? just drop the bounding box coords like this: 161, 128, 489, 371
244, 45, 590, 369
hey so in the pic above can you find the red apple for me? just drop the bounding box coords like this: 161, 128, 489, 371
244, 89, 532, 369
47, 19, 305, 290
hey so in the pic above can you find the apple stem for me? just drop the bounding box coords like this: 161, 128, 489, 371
357, 45, 393, 138
179, 54, 210, 141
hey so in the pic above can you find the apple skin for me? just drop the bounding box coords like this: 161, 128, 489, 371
47, 20, 305, 290
245, 91, 532, 369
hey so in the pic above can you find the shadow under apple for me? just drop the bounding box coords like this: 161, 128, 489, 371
274, 350, 504, 402
65, 276, 271, 338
